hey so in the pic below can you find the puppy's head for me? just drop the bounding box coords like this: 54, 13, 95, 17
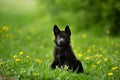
53, 25, 71, 47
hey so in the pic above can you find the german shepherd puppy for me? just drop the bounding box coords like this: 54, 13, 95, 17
51, 25, 84, 73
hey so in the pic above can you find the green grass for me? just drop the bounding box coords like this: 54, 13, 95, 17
0, 23, 120, 80
0, 1, 120, 79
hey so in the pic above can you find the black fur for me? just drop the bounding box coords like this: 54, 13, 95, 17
51, 25, 84, 73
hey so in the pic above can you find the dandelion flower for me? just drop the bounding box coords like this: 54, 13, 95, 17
104, 58, 108, 62
15, 58, 20, 62
85, 57, 90, 60
112, 66, 118, 71
33, 72, 39, 76
26, 56, 30, 58
96, 61, 101, 64
45, 54, 49, 58
19, 52, 24, 55
36, 58, 42, 63
74, 49, 78, 53
77, 53, 83, 58
2, 26, 9, 31
13, 55, 17, 59
82, 33, 87, 38
98, 54, 102, 58
108, 72, 113, 76
91, 64, 96, 68
87, 49, 91, 53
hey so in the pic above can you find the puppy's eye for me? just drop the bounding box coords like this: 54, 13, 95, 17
60, 35, 65, 38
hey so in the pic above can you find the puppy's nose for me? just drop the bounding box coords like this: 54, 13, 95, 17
60, 38, 64, 42
58, 38, 65, 45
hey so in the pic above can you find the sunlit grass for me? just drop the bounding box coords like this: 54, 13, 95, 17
0, 24, 120, 80
0, 0, 119, 79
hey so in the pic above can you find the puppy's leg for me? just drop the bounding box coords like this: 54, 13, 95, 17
76, 60, 84, 73
51, 60, 58, 69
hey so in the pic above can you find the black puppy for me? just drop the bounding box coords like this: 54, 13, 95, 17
51, 25, 84, 73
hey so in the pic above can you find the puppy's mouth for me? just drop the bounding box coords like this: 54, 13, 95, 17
58, 42, 66, 46
55, 40, 69, 47
57, 38, 66, 46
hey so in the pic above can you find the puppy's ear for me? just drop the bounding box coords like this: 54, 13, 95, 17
53, 25, 60, 35
65, 25, 71, 36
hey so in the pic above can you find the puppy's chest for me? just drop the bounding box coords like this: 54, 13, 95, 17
55, 50, 68, 58
55, 51, 68, 64
55, 51, 66, 57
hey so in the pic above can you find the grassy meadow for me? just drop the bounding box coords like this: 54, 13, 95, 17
0, 0, 120, 80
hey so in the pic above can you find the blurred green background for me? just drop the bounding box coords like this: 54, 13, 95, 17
0, 1, 120, 79
0, 0, 120, 36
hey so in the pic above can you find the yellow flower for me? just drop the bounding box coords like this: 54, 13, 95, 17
13, 55, 17, 59
26, 56, 30, 58
19, 52, 24, 55
96, 61, 101, 64
104, 58, 108, 62
106, 30, 110, 35
82, 33, 87, 38
85, 57, 90, 60
36, 58, 42, 63
98, 54, 102, 58
45, 54, 49, 58
2, 26, 9, 31
112, 66, 118, 71
33, 72, 39, 76
74, 49, 78, 53
91, 64, 96, 68
87, 49, 91, 53
0, 62, 4, 66
77, 53, 83, 58
15, 58, 20, 62
108, 72, 113, 76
